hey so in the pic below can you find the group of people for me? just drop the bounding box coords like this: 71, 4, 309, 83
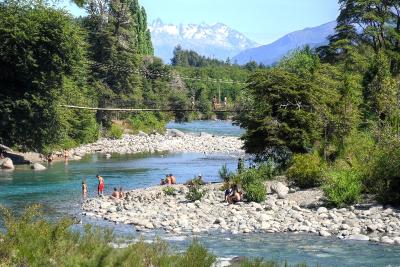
112, 187, 126, 199
160, 174, 176, 185
81, 174, 108, 197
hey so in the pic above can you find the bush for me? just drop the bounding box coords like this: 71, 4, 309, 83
107, 124, 124, 139
257, 161, 277, 181
234, 168, 267, 203
323, 169, 363, 207
287, 153, 326, 189
368, 139, 400, 204
129, 112, 166, 134
186, 185, 206, 202
243, 179, 266, 203
218, 164, 235, 182
163, 186, 176, 196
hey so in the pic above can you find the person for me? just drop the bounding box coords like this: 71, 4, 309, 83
227, 184, 242, 204
63, 149, 69, 162
165, 174, 172, 185
47, 153, 53, 164
112, 187, 119, 198
160, 178, 165, 185
119, 187, 126, 199
169, 174, 176, 184
82, 180, 88, 197
196, 174, 205, 185
224, 184, 233, 202
97, 174, 105, 196
223, 96, 227, 107
191, 96, 195, 110
212, 96, 217, 110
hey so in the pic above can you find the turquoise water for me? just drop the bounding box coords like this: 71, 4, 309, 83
167, 120, 245, 137
1, 121, 400, 266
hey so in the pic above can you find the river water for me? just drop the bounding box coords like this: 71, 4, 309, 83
1, 121, 400, 266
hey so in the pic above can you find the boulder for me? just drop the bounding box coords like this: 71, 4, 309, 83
31, 163, 46, 171
167, 129, 185, 137
319, 230, 331, 237
105, 154, 112, 159
347, 234, 369, 241
270, 182, 289, 199
0, 157, 14, 170
138, 131, 148, 137
317, 207, 328, 213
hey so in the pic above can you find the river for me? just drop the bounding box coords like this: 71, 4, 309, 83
1, 121, 400, 266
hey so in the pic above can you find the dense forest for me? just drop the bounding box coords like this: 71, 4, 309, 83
234, 0, 400, 205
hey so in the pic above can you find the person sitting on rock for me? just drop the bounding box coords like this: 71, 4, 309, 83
119, 187, 126, 199
112, 187, 119, 198
227, 184, 242, 204
169, 174, 176, 184
224, 184, 233, 202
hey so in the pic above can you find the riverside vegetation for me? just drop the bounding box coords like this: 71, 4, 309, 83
0, 205, 308, 267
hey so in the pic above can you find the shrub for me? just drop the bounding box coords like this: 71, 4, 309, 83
287, 153, 326, 188
257, 161, 277, 181
129, 112, 166, 134
323, 169, 363, 207
243, 179, 266, 203
107, 124, 124, 139
163, 186, 176, 196
368, 139, 400, 204
218, 164, 235, 182
178, 241, 216, 267
234, 169, 267, 203
186, 185, 206, 202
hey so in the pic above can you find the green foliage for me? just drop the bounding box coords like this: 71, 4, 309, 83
242, 179, 266, 203
323, 169, 363, 207
186, 184, 206, 202
0, 2, 96, 152
129, 112, 166, 134
0, 205, 220, 267
368, 138, 400, 204
287, 153, 326, 189
236, 259, 307, 267
234, 168, 267, 203
163, 186, 176, 196
107, 124, 124, 139
218, 164, 235, 183
177, 241, 216, 267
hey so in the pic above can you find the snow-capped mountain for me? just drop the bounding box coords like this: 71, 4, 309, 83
149, 18, 259, 63
233, 21, 337, 65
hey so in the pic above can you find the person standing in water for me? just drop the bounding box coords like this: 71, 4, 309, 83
96, 174, 105, 196
82, 180, 88, 198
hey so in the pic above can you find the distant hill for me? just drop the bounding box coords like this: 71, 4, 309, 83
149, 18, 259, 64
233, 21, 336, 65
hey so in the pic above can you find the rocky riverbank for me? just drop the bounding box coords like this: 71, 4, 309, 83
73, 129, 244, 156
82, 182, 400, 246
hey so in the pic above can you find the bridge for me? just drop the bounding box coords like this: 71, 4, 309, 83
59, 104, 238, 113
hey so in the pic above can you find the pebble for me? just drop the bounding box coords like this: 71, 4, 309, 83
82, 183, 400, 246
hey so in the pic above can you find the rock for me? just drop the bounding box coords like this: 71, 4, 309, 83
73, 155, 82, 160
0, 157, 14, 170
317, 207, 328, 213
105, 154, 112, 159
347, 234, 369, 241
31, 163, 46, 171
393, 237, 400, 245
138, 131, 148, 137
167, 129, 185, 137
270, 182, 289, 199
381, 236, 394, 244
319, 230, 331, 237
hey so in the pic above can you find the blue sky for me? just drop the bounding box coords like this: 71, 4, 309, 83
59, 0, 340, 44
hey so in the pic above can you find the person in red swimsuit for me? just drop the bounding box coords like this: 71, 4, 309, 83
96, 174, 104, 196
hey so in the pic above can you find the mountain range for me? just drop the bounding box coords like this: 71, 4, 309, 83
233, 21, 337, 65
149, 19, 259, 64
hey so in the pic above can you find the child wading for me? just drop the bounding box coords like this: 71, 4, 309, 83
96, 174, 105, 196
